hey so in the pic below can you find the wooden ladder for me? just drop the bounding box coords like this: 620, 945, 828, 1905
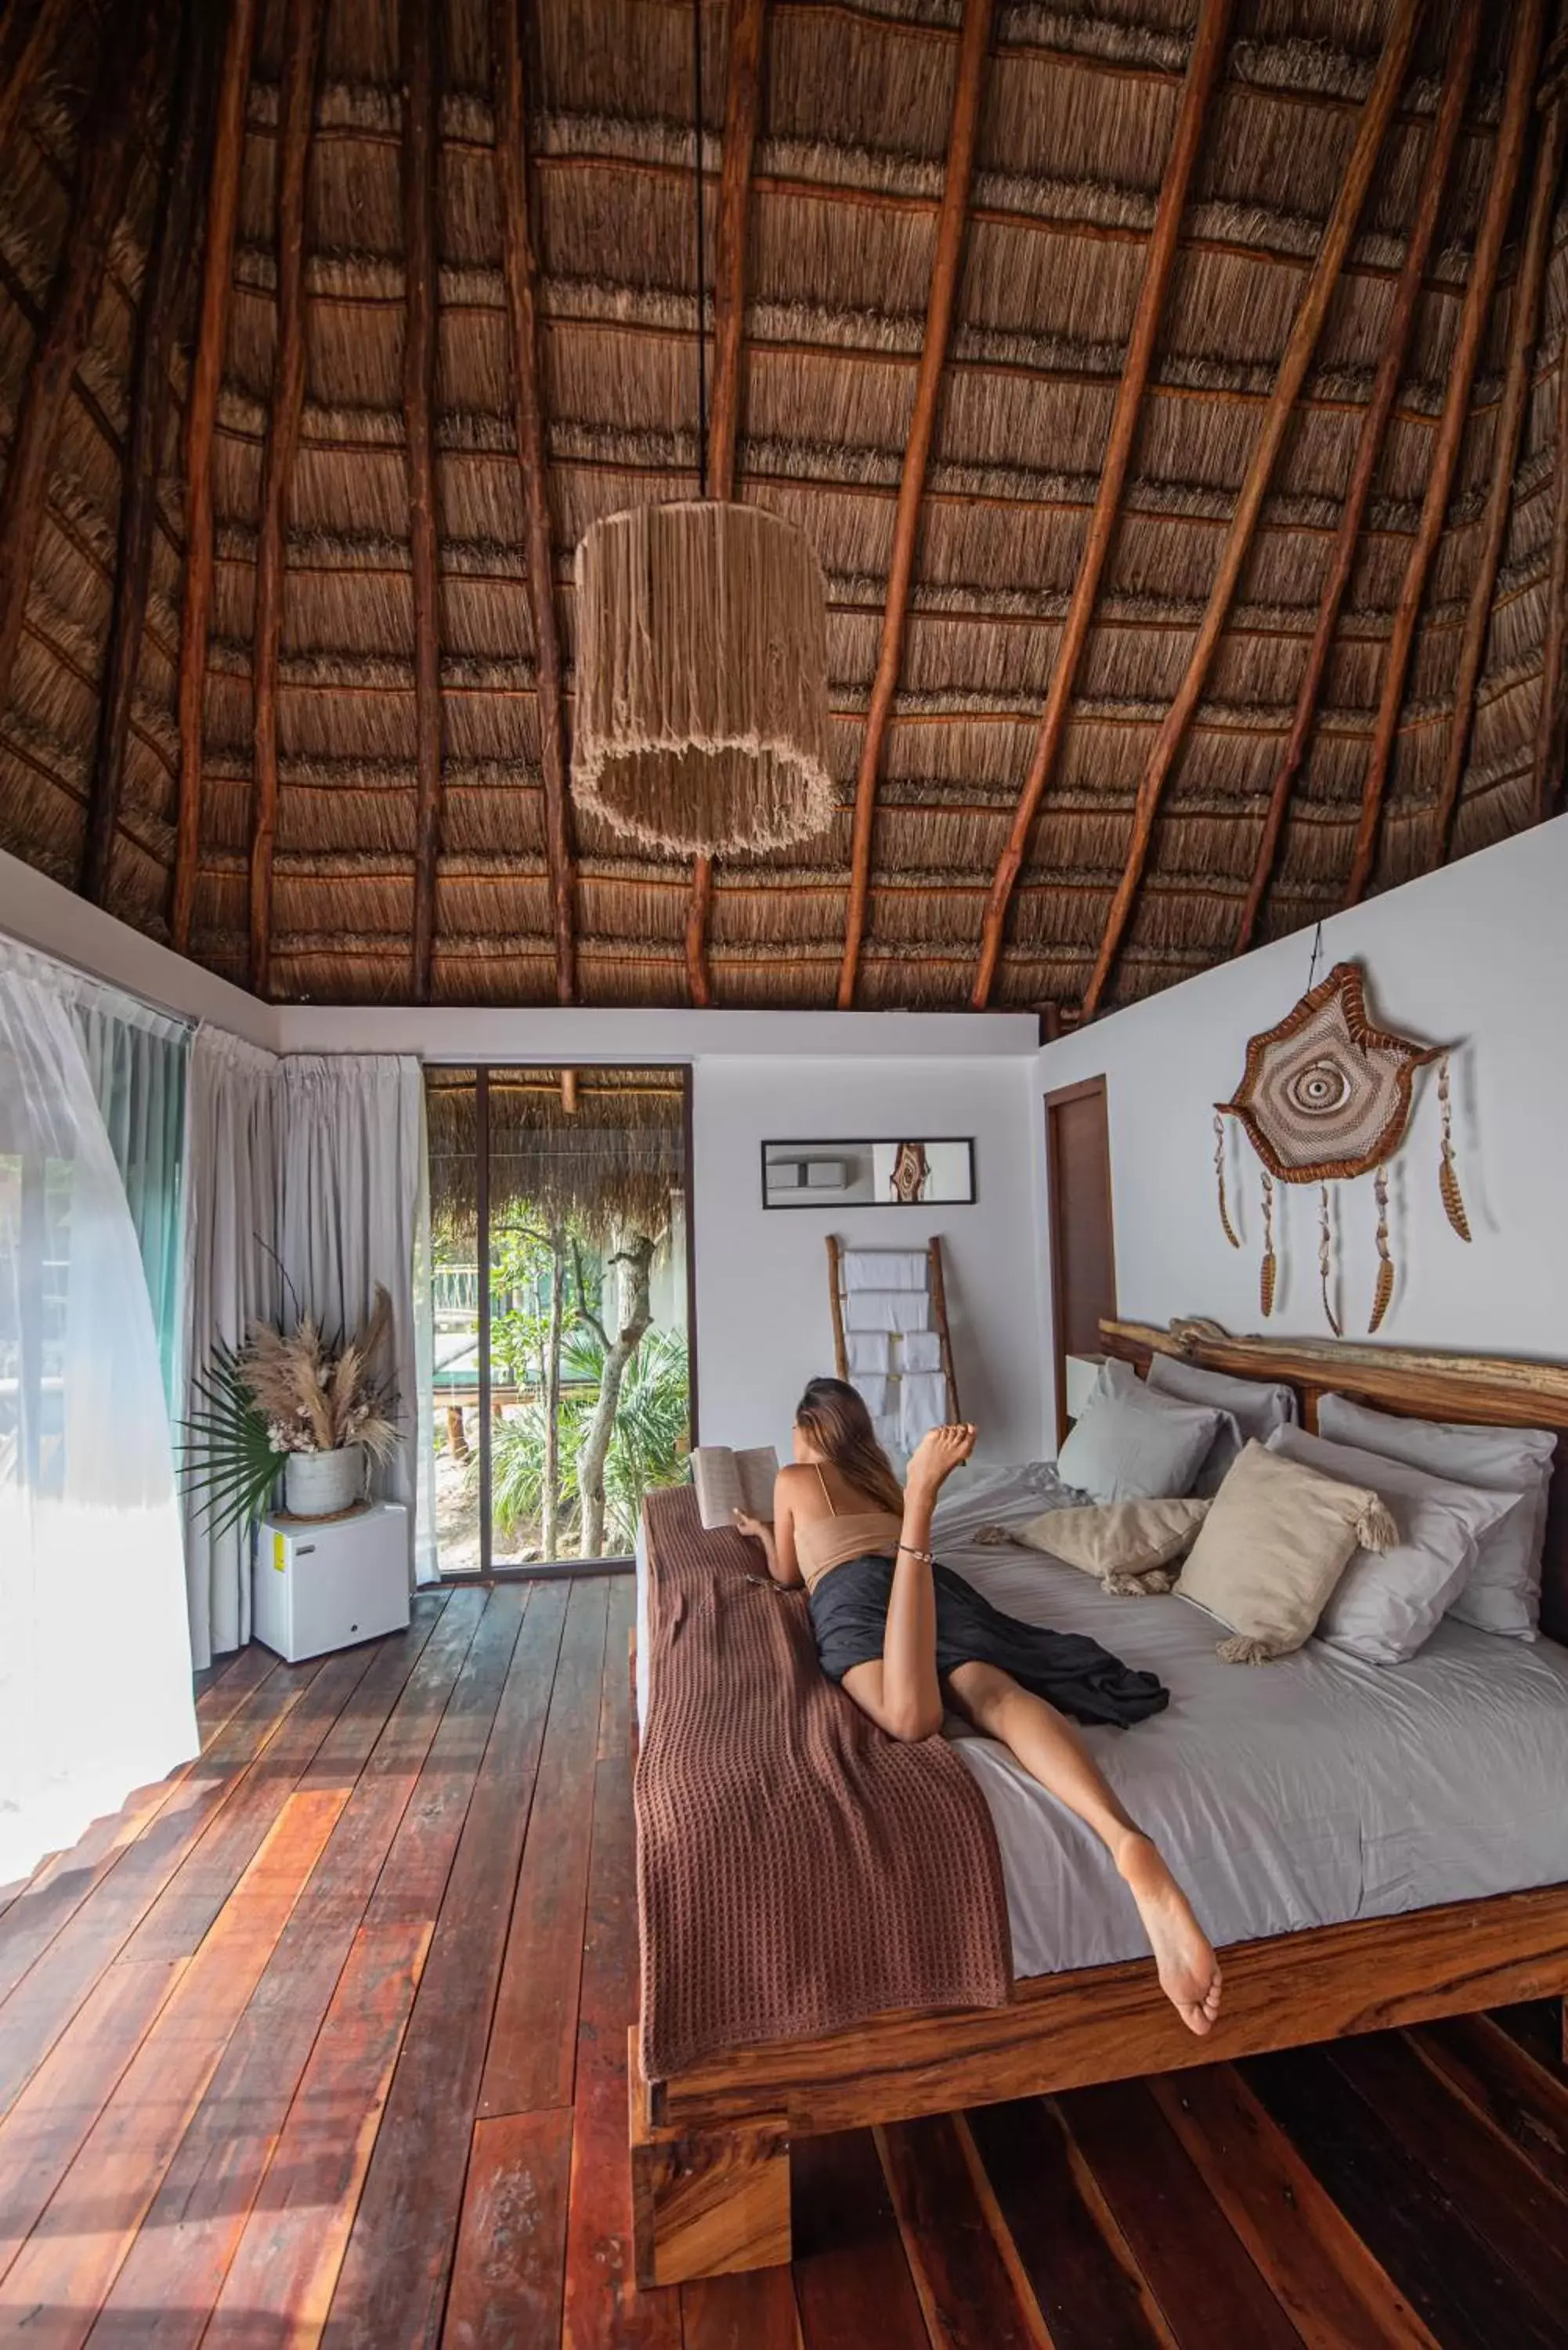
826, 1235, 961, 1425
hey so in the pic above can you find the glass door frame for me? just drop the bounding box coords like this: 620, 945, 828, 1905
443, 1061, 698, 1580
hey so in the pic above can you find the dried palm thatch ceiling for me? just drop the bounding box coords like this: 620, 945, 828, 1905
0, 0, 1565, 1018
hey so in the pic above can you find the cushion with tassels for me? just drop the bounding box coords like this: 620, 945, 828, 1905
1172, 1441, 1396, 1664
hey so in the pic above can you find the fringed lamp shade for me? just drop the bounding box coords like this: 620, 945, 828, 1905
571, 501, 834, 856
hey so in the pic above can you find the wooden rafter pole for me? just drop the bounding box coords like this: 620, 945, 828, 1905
687, 0, 768, 1010
248, 0, 323, 997
403, 0, 443, 1000
1433, 90, 1566, 864
0, 0, 72, 161
970, 0, 1234, 1011
0, 0, 160, 730
1344, 0, 1543, 906
837, 0, 992, 1010
1233, 0, 1478, 959
1533, 28, 1568, 824
1080, 0, 1419, 1019
493, 0, 576, 1007
82, 0, 221, 909
171, 0, 259, 955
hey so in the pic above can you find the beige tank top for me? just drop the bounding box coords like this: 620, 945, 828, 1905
792, 1465, 902, 1595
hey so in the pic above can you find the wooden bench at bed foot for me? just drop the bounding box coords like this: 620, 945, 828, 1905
628, 2029, 791, 2286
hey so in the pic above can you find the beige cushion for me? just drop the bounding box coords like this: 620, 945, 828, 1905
1006, 1498, 1210, 1593
1173, 1441, 1396, 1663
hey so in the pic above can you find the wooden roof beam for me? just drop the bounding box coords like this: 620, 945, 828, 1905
1343, 0, 1543, 906
1233, 0, 1479, 959
1081, 0, 1420, 1019
1534, 214, 1568, 826
171, 0, 259, 955
403, 0, 443, 1001
1433, 88, 1566, 866
81, 0, 221, 909
0, 0, 73, 161
970, 0, 1234, 1010
688, 0, 768, 1010
836, 0, 992, 1010
493, 0, 576, 1007
0, 0, 160, 730
248, 0, 323, 999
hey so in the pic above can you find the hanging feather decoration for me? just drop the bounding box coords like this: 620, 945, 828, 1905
1437, 1054, 1472, 1242
1259, 1170, 1277, 1318
1317, 1184, 1341, 1336
1213, 1111, 1241, 1248
1369, 1164, 1394, 1333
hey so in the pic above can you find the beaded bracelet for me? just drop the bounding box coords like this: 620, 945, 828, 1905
898, 1542, 934, 1564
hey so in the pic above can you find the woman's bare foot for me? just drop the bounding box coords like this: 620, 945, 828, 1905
1116, 1832, 1223, 2035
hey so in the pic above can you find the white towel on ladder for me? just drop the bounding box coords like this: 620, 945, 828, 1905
843, 1289, 930, 1334
845, 1331, 891, 1375
898, 1329, 942, 1372
843, 1249, 927, 1292
900, 1372, 948, 1452
852, 1374, 892, 1420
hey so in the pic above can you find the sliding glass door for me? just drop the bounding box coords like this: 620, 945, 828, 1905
424, 1066, 691, 1574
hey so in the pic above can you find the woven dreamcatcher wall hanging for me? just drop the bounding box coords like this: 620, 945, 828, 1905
1212, 960, 1471, 1335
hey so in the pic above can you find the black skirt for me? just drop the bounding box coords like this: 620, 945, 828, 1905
807, 1553, 1169, 1730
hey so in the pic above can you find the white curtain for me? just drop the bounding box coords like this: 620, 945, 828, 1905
276, 1057, 436, 1584
180, 1027, 280, 1669
0, 942, 197, 1888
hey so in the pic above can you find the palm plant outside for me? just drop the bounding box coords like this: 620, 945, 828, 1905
438, 1207, 689, 1561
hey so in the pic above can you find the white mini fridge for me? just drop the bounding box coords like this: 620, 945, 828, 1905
253, 1502, 411, 1663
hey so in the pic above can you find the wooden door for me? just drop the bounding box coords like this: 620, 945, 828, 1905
1044, 1077, 1117, 1444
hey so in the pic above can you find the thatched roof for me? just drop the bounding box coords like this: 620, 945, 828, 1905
1, 0, 1564, 1019
425, 1064, 685, 1237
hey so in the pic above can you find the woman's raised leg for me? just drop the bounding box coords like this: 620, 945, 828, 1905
946, 1661, 1222, 2034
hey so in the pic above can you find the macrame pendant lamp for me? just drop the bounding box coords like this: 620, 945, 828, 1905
569, 2, 833, 859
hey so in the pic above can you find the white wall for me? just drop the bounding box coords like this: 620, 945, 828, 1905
692, 1056, 1049, 1465
1035, 819, 1568, 1423
0, 848, 276, 1047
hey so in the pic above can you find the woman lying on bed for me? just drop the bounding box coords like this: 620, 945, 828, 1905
734, 1376, 1223, 2036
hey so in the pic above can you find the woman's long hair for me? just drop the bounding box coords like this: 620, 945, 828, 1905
793, 1378, 905, 1515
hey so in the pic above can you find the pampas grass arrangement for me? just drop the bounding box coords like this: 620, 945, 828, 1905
181, 1286, 401, 1537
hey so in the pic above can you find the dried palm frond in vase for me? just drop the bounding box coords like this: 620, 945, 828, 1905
180, 1285, 402, 1536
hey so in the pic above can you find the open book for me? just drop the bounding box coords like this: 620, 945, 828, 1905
692, 1444, 779, 1532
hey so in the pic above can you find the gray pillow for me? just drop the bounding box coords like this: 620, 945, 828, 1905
1267, 1424, 1517, 1665
1146, 1355, 1298, 1495
1057, 1358, 1221, 1505
1317, 1394, 1555, 1640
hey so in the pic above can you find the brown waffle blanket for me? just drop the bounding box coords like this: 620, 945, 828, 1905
636, 1486, 1011, 2081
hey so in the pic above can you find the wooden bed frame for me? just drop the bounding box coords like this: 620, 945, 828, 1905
629, 1321, 1568, 2287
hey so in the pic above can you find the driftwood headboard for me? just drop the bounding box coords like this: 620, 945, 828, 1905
1101, 1318, 1568, 1647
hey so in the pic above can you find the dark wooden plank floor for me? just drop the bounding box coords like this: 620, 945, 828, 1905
2, 1580, 1566, 2347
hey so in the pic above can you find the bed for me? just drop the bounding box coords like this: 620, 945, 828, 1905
629, 1322, 1568, 2286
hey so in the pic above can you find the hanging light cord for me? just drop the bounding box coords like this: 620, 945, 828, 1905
1306, 917, 1324, 991
693, 0, 708, 497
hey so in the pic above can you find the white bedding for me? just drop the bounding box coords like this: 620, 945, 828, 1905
635, 1463, 1568, 1982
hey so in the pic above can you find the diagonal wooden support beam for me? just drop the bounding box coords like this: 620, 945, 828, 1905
171, 0, 259, 955
1344, 0, 1543, 907
0, 0, 160, 731
837, 0, 992, 1011
81, 0, 222, 910
493, 0, 576, 1007
0, 0, 73, 162
970, 0, 1233, 1011
403, 0, 443, 1001
687, 0, 768, 1010
1081, 0, 1419, 1018
1433, 88, 1566, 866
1534, 215, 1568, 826
248, 0, 323, 999
1233, 0, 1478, 960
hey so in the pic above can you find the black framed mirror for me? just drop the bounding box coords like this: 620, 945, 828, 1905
761, 1138, 975, 1209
